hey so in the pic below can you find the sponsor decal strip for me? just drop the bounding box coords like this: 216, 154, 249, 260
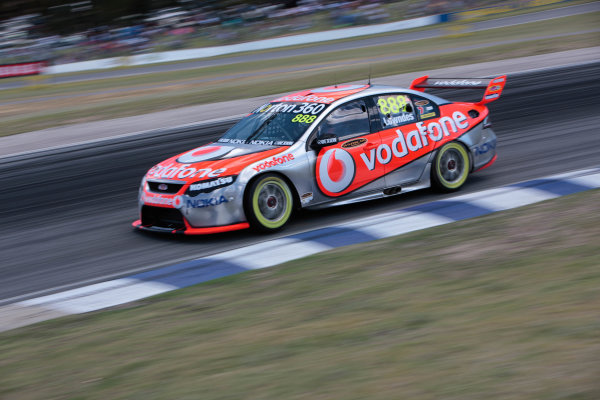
188, 176, 235, 193
3, 167, 599, 331
317, 111, 471, 197
253, 153, 294, 172
0, 61, 45, 78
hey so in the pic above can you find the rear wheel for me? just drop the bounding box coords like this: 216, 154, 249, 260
432, 142, 470, 192
244, 174, 294, 232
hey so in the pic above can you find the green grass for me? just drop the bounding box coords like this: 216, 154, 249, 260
1, 189, 599, 399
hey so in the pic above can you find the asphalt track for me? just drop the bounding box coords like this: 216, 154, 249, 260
1, 62, 599, 304
0, 2, 597, 91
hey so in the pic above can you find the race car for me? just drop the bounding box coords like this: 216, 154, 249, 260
132, 75, 506, 234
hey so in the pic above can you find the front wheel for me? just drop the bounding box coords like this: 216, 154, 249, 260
432, 142, 470, 192
244, 174, 294, 232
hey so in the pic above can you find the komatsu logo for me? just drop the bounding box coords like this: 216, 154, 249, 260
186, 196, 229, 208
188, 176, 235, 193
360, 112, 469, 170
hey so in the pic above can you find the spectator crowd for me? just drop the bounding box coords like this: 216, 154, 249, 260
0, 0, 517, 67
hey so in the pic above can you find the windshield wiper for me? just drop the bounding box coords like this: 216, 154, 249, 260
244, 113, 277, 143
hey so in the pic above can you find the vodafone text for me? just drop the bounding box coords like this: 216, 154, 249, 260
142, 193, 176, 206
360, 112, 469, 170
253, 154, 294, 172
148, 163, 227, 180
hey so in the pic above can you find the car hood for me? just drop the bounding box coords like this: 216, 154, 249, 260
145, 143, 289, 182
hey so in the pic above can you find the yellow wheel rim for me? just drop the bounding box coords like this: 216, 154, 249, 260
252, 177, 293, 229
436, 143, 470, 189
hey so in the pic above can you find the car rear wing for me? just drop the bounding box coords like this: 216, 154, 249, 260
409, 75, 507, 105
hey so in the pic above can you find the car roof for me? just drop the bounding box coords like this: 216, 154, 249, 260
271, 84, 370, 104
271, 84, 450, 106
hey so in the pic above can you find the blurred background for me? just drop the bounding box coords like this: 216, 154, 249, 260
1, 1, 599, 398
1, 0, 521, 66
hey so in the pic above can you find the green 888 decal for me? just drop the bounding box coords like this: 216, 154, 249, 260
291, 114, 317, 124
377, 95, 410, 115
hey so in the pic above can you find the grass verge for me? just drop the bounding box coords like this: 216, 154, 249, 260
1, 189, 599, 399
0, 12, 598, 136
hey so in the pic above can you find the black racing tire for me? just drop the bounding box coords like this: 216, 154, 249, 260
431, 141, 470, 192
244, 173, 294, 232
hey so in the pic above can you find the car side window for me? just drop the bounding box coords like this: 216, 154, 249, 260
318, 99, 370, 141
411, 95, 440, 120
375, 94, 417, 129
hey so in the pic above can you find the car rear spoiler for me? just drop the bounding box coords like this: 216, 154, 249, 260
409, 75, 507, 105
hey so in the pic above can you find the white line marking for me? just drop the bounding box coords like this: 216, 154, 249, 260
211, 239, 331, 270
352, 213, 454, 239
543, 168, 600, 181
20, 279, 138, 306
566, 173, 600, 188
466, 187, 558, 212
20, 279, 177, 314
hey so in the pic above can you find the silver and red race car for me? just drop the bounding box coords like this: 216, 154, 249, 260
133, 75, 506, 234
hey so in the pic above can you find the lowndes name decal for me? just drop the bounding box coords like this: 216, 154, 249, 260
147, 164, 227, 180
383, 113, 415, 126
361, 111, 469, 170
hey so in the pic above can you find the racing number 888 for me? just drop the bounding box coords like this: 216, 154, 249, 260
378, 95, 410, 115
292, 114, 317, 124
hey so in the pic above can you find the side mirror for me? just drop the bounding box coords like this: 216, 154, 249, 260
311, 133, 339, 150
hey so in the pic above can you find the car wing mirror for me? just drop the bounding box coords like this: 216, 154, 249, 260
311, 133, 339, 150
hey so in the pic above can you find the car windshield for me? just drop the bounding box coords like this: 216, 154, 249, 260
218, 102, 329, 146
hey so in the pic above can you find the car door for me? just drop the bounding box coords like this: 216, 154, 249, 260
312, 98, 385, 198
371, 93, 437, 188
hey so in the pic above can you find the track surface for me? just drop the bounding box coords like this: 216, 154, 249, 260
0, 2, 596, 91
1, 62, 599, 303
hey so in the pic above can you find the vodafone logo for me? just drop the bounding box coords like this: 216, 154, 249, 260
142, 193, 183, 208
177, 145, 233, 163
173, 195, 183, 209
361, 111, 470, 171
318, 149, 355, 194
